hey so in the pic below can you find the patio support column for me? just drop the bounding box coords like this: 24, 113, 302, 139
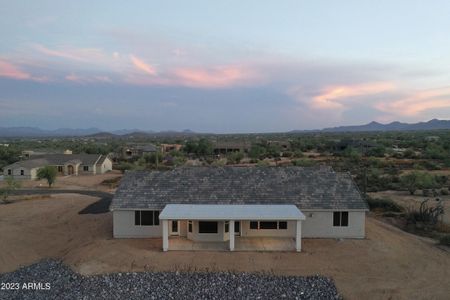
296, 220, 302, 252
229, 220, 235, 251
162, 219, 169, 251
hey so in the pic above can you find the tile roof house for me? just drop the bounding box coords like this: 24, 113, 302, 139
3, 154, 112, 179
111, 166, 368, 252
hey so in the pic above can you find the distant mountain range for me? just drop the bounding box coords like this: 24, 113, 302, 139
320, 119, 450, 132
0, 126, 198, 138
0, 119, 449, 137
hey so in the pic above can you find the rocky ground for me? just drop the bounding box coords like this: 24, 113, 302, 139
0, 260, 340, 300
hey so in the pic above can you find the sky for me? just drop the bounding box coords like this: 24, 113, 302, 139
1, 0, 450, 133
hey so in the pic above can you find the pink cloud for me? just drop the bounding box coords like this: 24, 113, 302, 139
34, 44, 108, 63
375, 86, 450, 116
173, 65, 256, 88
0, 59, 31, 80
311, 82, 395, 109
130, 55, 157, 75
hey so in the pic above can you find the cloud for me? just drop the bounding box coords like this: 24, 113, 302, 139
65, 73, 112, 84
130, 55, 157, 75
311, 82, 395, 109
34, 44, 109, 63
375, 86, 450, 116
0, 59, 31, 80
172, 65, 258, 88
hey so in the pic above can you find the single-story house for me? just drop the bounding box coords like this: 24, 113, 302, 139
110, 166, 368, 252
122, 144, 158, 160
3, 154, 112, 180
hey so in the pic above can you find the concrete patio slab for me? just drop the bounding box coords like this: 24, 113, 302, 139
167, 237, 295, 251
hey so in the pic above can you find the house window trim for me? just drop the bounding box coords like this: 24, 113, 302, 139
7, 169, 12, 175
20, 169, 24, 176
188, 220, 192, 233
134, 210, 160, 226
83, 165, 89, 171
333, 211, 349, 227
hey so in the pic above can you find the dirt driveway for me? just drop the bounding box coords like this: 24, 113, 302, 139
1, 194, 449, 300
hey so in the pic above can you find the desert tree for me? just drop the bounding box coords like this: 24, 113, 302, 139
37, 166, 57, 187
0, 176, 21, 203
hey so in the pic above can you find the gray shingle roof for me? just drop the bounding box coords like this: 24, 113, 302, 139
5, 154, 103, 169
110, 167, 368, 211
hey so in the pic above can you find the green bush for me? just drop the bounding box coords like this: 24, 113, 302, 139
292, 158, 315, 167
367, 197, 404, 212
439, 235, 450, 246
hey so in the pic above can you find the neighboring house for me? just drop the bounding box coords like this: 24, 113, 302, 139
110, 166, 368, 252
160, 144, 183, 153
3, 154, 112, 180
21, 149, 71, 159
212, 141, 252, 155
122, 144, 158, 159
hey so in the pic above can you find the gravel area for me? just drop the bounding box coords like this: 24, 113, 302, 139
0, 260, 340, 300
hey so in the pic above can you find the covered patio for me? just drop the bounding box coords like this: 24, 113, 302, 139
168, 236, 296, 251
159, 204, 305, 252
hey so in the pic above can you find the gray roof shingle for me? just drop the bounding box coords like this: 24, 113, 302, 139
110, 166, 368, 211
5, 154, 103, 169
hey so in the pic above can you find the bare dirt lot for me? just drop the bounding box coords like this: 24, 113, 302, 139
0, 171, 122, 191
1, 195, 450, 300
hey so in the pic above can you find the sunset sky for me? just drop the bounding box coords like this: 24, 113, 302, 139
1, 1, 450, 132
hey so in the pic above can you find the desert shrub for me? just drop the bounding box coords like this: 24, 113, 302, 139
293, 150, 304, 158
418, 160, 441, 170
403, 149, 416, 159
114, 162, 136, 172
256, 160, 270, 167
281, 151, 293, 158
292, 158, 315, 167
439, 235, 450, 246
406, 199, 444, 227
226, 152, 244, 164
367, 197, 403, 212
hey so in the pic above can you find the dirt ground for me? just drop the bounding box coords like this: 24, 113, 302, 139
1, 195, 450, 300
369, 190, 450, 224
0, 171, 122, 191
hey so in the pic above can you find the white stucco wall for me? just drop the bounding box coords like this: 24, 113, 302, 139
96, 158, 112, 174
113, 210, 162, 238
113, 209, 366, 239
3, 167, 37, 180
301, 210, 366, 238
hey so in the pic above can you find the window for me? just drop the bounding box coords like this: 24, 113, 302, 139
224, 221, 229, 233
57, 166, 63, 172
20, 169, 24, 176
134, 210, 160, 226
259, 221, 278, 229
7, 169, 11, 175
198, 221, 218, 234
171, 220, 178, 232
333, 211, 349, 227
279, 221, 288, 230
188, 221, 192, 233
234, 221, 240, 233
83, 166, 89, 171
141, 211, 154, 225
250, 221, 288, 230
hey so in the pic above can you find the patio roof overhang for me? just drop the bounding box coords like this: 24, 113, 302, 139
159, 204, 306, 221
